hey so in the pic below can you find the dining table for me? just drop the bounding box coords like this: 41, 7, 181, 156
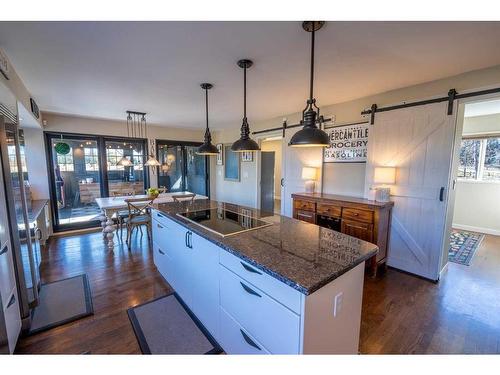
95, 191, 208, 250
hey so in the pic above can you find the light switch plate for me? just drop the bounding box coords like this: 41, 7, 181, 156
333, 292, 343, 317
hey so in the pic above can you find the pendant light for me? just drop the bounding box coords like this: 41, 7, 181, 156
141, 113, 161, 167
231, 59, 260, 152
197, 83, 219, 155
289, 21, 329, 148
117, 112, 134, 167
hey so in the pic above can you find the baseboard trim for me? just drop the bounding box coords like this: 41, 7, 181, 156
452, 224, 500, 236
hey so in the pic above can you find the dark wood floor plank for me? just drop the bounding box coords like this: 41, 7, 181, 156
14, 230, 500, 354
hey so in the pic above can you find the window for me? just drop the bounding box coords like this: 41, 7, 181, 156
132, 149, 144, 170
56, 148, 74, 172
107, 148, 124, 171
458, 137, 500, 181
84, 147, 99, 171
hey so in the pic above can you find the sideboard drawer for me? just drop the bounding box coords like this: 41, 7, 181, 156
293, 199, 315, 212
317, 203, 342, 218
342, 207, 374, 224
219, 250, 301, 314
295, 210, 316, 224
219, 266, 300, 354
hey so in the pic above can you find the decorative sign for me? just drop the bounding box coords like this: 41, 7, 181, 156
241, 151, 253, 162
216, 143, 224, 165
0, 49, 9, 80
324, 123, 369, 163
30, 98, 40, 119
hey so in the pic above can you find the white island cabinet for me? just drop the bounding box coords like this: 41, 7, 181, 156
151, 209, 366, 354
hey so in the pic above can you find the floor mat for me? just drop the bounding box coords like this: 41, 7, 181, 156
127, 293, 221, 354
29, 274, 93, 335
449, 229, 484, 266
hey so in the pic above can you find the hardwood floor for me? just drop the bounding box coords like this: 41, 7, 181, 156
15, 231, 500, 354
15, 231, 170, 354
360, 234, 500, 354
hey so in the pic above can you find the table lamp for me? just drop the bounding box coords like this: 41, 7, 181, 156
373, 167, 396, 202
302, 167, 318, 193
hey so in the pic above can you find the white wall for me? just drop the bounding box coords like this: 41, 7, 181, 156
213, 64, 500, 208
23, 127, 50, 199
452, 110, 500, 236
453, 181, 500, 235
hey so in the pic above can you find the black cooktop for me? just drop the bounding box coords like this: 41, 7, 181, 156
177, 208, 272, 237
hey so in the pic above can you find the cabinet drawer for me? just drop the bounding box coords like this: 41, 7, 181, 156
4, 288, 21, 354
0, 241, 16, 309
152, 219, 172, 257
151, 209, 171, 228
219, 250, 301, 314
219, 307, 270, 354
341, 219, 374, 243
295, 210, 316, 224
152, 241, 169, 277
219, 266, 300, 354
342, 207, 374, 224
293, 199, 315, 212
317, 204, 342, 217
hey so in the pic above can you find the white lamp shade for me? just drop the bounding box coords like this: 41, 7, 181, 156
374, 167, 396, 184
302, 167, 317, 180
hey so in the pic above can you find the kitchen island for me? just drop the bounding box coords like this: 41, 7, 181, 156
151, 199, 378, 354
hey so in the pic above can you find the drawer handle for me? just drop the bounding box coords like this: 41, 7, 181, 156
156, 212, 166, 218
157, 223, 164, 229
240, 282, 261, 298
158, 249, 165, 255
298, 213, 313, 218
353, 213, 359, 216
0, 245, 7, 256
240, 329, 261, 351
240, 262, 262, 275
7, 294, 16, 308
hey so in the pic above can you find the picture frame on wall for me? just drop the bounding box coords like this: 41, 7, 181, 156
216, 143, 224, 165
241, 151, 253, 162
224, 145, 240, 181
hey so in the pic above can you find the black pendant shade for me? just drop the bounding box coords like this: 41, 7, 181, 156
289, 21, 330, 148
231, 59, 260, 152
197, 83, 219, 155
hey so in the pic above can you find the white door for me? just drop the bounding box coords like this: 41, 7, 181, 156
365, 101, 458, 280
281, 129, 323, 217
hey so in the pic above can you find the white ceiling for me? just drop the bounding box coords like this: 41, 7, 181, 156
464, 98, 500, 117
2, 21, 500, 129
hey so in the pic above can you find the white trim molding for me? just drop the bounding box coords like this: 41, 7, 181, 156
452, 224, 500, 236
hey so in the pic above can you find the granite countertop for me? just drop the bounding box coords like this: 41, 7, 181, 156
154, 199, 378, 295
292, 192, 394, 208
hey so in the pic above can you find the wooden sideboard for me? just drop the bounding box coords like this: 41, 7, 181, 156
292, 192, 394, 276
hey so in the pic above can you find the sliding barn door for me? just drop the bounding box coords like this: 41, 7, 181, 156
281, 129, 323, 217
365, 102, 457, 280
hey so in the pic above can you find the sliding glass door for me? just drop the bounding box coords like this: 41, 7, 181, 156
157, 141, 209, 196
46, 133, 149, 232
104, 139, 146, 197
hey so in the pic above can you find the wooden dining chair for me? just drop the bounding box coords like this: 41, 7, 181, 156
112, 191, 134, 239
123, 197, 156, 249
172, 193, 196, 203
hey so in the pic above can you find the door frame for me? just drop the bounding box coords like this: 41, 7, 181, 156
44, 131, 149, 232
440, 91, 500, 276
254, 131, 284, 214
155, 139, 209, 197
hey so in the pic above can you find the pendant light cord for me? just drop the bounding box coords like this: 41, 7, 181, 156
205, 86, 209, 130
309, 22, 315, 102
243, 65, 247, 119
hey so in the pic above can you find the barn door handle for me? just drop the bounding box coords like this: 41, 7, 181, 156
439, 187, 445, 202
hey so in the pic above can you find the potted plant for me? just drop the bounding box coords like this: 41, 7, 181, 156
146, 187, 160, 199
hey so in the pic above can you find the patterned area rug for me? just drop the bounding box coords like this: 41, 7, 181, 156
449, 229, 484, 266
